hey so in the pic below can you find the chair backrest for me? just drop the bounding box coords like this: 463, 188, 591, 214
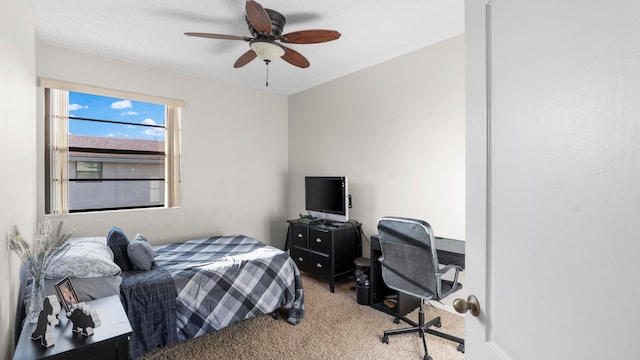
377, 217, 440, 300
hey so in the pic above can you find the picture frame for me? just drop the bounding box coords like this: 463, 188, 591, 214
54, 277, 79, 313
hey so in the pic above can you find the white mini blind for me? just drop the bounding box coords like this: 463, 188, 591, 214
40, 78, 185, 107
165, 105, 182, 208
47, 88, 70, 214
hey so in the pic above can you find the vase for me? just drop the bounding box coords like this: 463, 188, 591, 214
27, 272, 46, 323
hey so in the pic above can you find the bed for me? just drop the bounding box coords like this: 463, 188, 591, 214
20, 234, 305, 360
122, 234, 304, 358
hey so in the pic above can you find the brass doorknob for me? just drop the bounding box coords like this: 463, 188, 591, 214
453, 295, 481, 317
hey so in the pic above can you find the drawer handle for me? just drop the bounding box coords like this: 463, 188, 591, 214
298, 257, 304, 262
315, 238, 322, 243
297, 233, 303, 238
316, 263, 322, 268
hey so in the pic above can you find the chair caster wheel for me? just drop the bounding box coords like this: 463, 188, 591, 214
457, 343, 465, 353
424, 355, 433, 360
382, 335, 389, 344
393, 317, 400, 324
435, 321, 442, 328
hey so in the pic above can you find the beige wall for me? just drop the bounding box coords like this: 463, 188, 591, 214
1, 0, 37, 357
36, 43, 290, 248
288, 35, 465, 255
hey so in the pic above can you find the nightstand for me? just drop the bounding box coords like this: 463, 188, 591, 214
13, 295, 132, 360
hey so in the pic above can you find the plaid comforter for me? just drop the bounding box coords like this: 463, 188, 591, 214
153, 235, 305, 342
120, 264, 177, 359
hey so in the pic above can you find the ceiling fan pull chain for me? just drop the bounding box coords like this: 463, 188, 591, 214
265, 60, 270, 87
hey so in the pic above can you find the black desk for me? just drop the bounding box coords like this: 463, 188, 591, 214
13, 295, 132, 360
369, 235, 465, 316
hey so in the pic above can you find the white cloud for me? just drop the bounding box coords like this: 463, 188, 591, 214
143, 128, 165, 138
69, 104, 88, 111
111, 99, 132, 109
141, 118, 164, 138
120, 111, 138, 116
107, 133, 130, 138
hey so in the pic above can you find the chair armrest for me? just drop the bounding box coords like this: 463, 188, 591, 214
436, 264, 463, 298
437, 264, 463, 277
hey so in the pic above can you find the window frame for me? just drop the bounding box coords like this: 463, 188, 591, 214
42, 79, 183, 214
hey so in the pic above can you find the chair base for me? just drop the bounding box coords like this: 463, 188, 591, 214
381, 303, 464, 360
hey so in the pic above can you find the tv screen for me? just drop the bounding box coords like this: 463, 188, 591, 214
304, 176, 349, 222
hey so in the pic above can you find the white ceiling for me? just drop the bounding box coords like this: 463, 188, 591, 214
32, 0, 464, 95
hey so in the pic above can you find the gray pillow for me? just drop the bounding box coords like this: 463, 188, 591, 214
127, 234, 155, 271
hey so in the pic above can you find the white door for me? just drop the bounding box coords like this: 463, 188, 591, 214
464, 0, 640, 359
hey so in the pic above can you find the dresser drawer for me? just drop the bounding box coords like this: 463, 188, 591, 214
291, 247, 310, 272
309, 228, 331, 254
292, 225, 308, 248
309, 252, 330, 278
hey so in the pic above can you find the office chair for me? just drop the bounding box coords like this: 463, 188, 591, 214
377, 216, 464, 360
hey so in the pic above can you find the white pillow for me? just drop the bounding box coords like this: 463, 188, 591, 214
45, 237, 122, 279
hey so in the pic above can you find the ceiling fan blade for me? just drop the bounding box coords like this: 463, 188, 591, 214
245, 0, 272, 35
281, 46, 310, 68
280, 30, 341, 44
233, 49, 257, 68
185, 32, 252, 41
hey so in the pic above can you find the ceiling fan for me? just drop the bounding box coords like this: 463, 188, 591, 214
185, 0, 341, 79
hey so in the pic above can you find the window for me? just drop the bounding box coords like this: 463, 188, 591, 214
42, 79, 183, 214
76, 161, 103, 180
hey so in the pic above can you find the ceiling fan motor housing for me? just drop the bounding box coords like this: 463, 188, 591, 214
246, 8, 286, 39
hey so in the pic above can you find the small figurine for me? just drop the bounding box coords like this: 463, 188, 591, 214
31, 295, 61, 347
67, 302, 101, 336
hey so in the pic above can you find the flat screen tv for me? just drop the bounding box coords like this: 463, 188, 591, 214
304, 176, 349, 223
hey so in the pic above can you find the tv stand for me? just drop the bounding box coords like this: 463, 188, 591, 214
287, 219, 361, 292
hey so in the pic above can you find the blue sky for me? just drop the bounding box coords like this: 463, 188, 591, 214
69, 92, 166, 140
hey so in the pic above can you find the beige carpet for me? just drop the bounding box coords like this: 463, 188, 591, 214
141, 273, 465, 360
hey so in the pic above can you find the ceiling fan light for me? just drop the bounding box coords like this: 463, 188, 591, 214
250, 40, 285, 62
